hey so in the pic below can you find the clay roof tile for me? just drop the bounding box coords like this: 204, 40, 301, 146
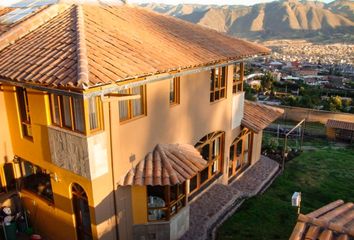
0, 3, 270, 91
119, 144, 207, 186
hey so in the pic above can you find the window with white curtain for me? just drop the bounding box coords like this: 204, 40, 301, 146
119, 86, 146, 122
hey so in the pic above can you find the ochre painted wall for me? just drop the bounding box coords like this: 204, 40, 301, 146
110, 66, 250, 226
1, 85, 102, 240
0, 90, 14, 190
131, 186, 147, 224
0, 90, 13, 165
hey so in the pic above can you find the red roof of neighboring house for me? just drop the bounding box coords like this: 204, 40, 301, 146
290, 200, 354, 240
242, 101, 284, 133
0, 4, 270, 90
326, 119, 354, 131
0, 6, 49, 36
119, 144, 207, 186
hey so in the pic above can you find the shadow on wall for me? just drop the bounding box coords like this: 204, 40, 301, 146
20, 188, 119, 240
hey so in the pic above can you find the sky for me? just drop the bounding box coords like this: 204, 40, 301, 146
0, 0, 335, 6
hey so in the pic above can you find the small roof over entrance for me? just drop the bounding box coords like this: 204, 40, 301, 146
290, 200, 354, 240
326, 119, 354, 131
119, 144, 207, 186
242, 101, 284, 133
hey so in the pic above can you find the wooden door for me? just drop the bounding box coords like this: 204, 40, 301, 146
72, 184, 93, 240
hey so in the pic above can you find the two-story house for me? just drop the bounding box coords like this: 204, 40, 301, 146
0, 2, 283, 240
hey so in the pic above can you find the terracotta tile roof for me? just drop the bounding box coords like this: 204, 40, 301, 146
0, 4, 78, 88
0, 4, 270, 90
290, 200, 354, 240
0, 7, 13, 17
242, 101, 284, 133
326, 119, 354, 131
119, 144, 207, 186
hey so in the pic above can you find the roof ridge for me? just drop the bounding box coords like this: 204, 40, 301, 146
75, 5, 89, 89
0, 4, 70, 52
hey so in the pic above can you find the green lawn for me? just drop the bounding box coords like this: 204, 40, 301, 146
217, 144, 354, 240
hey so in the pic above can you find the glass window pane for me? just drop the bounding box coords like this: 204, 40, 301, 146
170, 78, 175, 104
212, 138, 220, 158
73, 97, 85, 132
212, 160, 219, 174
201, 144, 210, 161
118, 89, 129, 121
236, 140, 242, 156
170, 185, 178, 202
88, 97, 99, 130
221, 67, 226, 87
229, 145, 235, 162
17, 88, 27, 122
147, 186, 167, 221
200, 167, 209, 184
52, 95, 60, 125
62, 96, 72, 128
210, 70, 215, 91
215, 91, 220, 100
132, 86, 144, 117
190, 176, 197, 192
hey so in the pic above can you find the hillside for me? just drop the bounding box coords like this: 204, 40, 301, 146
140, 0, 354, 43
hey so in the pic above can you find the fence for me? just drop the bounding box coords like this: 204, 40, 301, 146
275, 105, 354, 124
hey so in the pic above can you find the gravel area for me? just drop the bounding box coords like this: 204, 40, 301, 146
180, 156, 279, 240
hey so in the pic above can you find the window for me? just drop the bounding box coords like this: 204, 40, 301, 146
233, 62, 244, 93
19, 159, 53, 203
169, 77, 180, 105
210, 67, 227, 102
191, 131, 224, 195
118, 86, 146, 122
16, 87, 32, 139
50, 95, 101, 134
228, 128, 253, 180
147, 183, 186, 221
88, 97, 101, 131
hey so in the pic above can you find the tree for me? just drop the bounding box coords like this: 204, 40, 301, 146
323, 96, 343, 112
260, 72, 275, 92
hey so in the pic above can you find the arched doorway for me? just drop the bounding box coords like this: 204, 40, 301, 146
228, 128, 253, 180
189, 131, 225, 196
71, 183, 93, 240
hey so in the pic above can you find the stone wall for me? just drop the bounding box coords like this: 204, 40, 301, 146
48, 126, 108, 180
132, 206, 190, 240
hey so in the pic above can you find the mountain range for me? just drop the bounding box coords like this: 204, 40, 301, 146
140, 0, 354, 42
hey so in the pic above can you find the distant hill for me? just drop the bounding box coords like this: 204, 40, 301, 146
140, 0, 354, 43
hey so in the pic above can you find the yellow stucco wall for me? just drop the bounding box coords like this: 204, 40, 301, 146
0, 89, 14, 189
1, 85, 100, 240
131, 186, 147, 224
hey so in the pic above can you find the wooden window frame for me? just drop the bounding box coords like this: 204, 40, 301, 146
119, 85, 146, 123
210, 67, 227, 102
169, 77, 180, 106
233, 62, 244, 94
190, 131, 225, 195
50, 95, 102, 135
228, 128, 253, 180
147, 183, 186, 222
86, 96, 103, 134
16, 87, 33, 140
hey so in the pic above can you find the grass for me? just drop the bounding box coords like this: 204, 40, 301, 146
217, 142, 354, 240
